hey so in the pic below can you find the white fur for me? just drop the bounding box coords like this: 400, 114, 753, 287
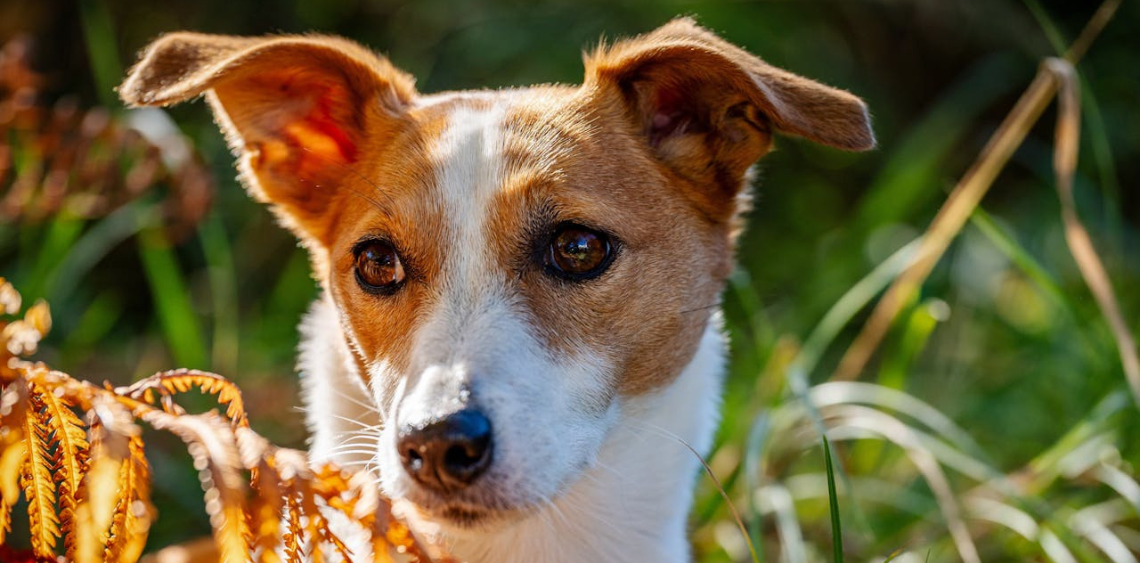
301, 101, 726, 562
374, 102, 619, 515
302, 299, 725, 563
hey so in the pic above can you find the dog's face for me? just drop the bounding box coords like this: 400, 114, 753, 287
121, 19, 872, 528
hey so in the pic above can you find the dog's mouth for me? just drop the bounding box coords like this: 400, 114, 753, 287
398, 485, 551, 531
407, 499, 534, 530
438, 504, 491, 528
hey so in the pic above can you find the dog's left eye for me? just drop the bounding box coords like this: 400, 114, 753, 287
545, 224, 614, 280
354, 240, 406, 294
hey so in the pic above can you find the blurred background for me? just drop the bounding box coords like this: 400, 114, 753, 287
1, 0, 1137, 561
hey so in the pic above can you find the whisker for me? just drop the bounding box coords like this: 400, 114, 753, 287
363, 454, 381, 476
325, 444, 375, 452
544, 496, 573, 531
321, 383, 382, 413
342, 428, 383, 438
325, 412, 384, 430
325, 437, 378, 449
299, 146, 397, 214
627, 419, 760, 563
322, 448, 379, 458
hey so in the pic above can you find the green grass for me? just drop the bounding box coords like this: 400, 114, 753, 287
1, 0, 1137, 560
823, 436, 845, 563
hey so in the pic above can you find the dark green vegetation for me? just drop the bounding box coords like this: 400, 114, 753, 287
1, 1, 1137, 561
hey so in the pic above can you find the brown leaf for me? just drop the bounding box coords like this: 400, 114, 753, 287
141, 410, 248, 563
21, 382, 61, 557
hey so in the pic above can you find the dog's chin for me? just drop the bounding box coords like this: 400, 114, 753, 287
381, 438, 603, 533
395, 469, 586, 533
432, 502, 533, 530
400, 495, 539, 532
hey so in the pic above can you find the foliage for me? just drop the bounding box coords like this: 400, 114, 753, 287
0, 0, 1138, 562
0, 279, 451, 562
0, 35, 213, 239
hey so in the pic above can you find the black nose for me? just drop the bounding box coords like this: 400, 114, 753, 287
398, 409, 493, 493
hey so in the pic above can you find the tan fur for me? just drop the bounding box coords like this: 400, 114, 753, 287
120, 20, 874, 397
585, 18, 874, 153
120, 21, 874, 560
480, 89, 733, 395
119, 32, 417, 249
119, 23, 873, 397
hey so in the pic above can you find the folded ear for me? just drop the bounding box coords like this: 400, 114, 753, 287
119, 32, 417, 241
584, 18, 874, 195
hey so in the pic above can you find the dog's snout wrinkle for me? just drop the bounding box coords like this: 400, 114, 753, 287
398, 408, 493, 493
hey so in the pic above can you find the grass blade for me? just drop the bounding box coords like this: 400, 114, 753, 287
1025, 0, 1126, 255
198, 212, 240, 375
832, 67, 1060, 381
137, 227, 208, 370
77, 0, 123, 107
825, 405, 981, 563
823, 436, 844, 563
1044, 56, 1140, 409
832, 0, 1121, 381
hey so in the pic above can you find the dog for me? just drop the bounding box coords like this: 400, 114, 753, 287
120, 18, 872, 563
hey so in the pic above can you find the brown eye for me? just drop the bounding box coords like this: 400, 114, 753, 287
354, 240, 406, 294
545, 224, 614, 280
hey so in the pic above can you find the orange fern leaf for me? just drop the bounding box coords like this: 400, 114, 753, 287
275, 448, 312, 563
296, 477, 348, 563
0, 278, 21, 315
282, 488, 304, 563
21, 384, 60, 557
305, 466, 356, 563
249, 457, 285, 563
141, 410, 249, 562
103, 434, 152, 563
310, 465, 358, 515
122, 369, 249, 428
35, 374, 91, 559
0, 381, 29, 545
0, 429, 24, 544
75, 444, 124, 563
22, 300, 51, 335
77, 398, 141, 563
0, 279, 454, 563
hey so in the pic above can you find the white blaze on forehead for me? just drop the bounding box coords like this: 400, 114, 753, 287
434, 101, 509, 296
372, 95, 624, 520
402, 98, 525, 385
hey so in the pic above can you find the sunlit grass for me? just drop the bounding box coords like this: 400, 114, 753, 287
0, 0, 1137, 561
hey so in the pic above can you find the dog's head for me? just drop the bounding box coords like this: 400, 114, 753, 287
121, 19, 872, 527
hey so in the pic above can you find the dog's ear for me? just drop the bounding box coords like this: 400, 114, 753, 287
584, 18, 873, 196
120, 32, 416, 242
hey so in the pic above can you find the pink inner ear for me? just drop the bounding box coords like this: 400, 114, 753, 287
274, 85, 359, 174
308, 88, 358, 163
647, 86, 692, 147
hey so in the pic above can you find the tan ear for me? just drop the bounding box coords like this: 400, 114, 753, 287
119, 32, 417, 241
584, 18, 874, 192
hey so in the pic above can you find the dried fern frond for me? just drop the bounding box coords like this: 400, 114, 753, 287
0, 279, 451, 563
0, 381, 27, 544
0, 35, 214, 239
248, 455, 286, 563
75, 402, 136, 563
141, 409, 250, 562
21, 381, 61, 557
101, 433, 152, 563
36, 371, 90, 559
121, 369, 250, 428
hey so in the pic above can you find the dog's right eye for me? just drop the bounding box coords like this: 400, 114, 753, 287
354, 240, 406, 294
544, 223, 614, 280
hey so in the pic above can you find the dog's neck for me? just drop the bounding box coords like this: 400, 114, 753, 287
302, 295, 725, 563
